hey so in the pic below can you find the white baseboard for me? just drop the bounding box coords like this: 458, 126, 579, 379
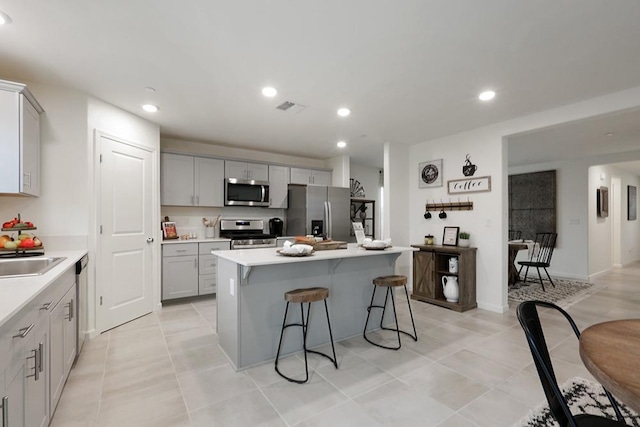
477, 301, 508, 313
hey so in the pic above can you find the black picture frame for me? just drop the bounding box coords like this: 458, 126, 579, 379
629, 185, 637, 221
597, 186, 609, 218
442, 226, 459, 246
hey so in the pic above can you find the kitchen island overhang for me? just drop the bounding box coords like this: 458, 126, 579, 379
212, 244, 416, 371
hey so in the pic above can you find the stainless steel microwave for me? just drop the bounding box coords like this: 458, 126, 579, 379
224, 178, 270, 207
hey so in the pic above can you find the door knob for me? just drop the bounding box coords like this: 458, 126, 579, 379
146, 237, 154, 243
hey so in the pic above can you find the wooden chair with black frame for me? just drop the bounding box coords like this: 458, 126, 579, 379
518, 232, 557, 291
517, 300, 630, 426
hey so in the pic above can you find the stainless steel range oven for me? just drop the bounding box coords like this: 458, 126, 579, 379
219, 219, 277, 250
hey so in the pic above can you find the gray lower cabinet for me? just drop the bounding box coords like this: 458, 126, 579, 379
49, 284, 77, 415
162, 243, 199, 300
162, 241, 230, 301
0, 264, 76, 427
198, 242, 230, 295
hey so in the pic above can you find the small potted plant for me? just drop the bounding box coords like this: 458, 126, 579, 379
458, 231, 471, 247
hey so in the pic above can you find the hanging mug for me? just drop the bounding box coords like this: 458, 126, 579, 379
439, 210, 447, 219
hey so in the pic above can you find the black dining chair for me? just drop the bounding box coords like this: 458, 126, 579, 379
517, 301, 629, 427
509, 229, 522, 240
518, 232, 557, 291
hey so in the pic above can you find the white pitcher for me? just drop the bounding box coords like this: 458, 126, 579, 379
449, 257, 458, 273
442, 276, 459, 303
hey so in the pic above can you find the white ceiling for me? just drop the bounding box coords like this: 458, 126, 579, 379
508, 107, 640, 174
1, 1, 640, 168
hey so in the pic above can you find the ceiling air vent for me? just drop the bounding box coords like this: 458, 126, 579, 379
276, 101, 295, 111
276, 101, 306, 113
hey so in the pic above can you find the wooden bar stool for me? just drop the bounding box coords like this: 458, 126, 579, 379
363, 275, 418, 350
275, 287, 338, 384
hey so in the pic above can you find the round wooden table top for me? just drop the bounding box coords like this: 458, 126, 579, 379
579, 319, 640, 413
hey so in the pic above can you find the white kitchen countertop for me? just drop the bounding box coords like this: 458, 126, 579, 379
0, 250, 87, 328
161, 238, 230, 245
212, 243, 415, 267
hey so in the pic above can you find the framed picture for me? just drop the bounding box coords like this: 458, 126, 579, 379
442, 226, 459, 246
629, 185, 637, 221
419, 159, 443, 188
447, 176, 491, 194
162, 221, 178, 239
597, 186, 609, 218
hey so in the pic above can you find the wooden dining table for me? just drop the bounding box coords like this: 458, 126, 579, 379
508, 242, 527, 286
579, 319, 640, 413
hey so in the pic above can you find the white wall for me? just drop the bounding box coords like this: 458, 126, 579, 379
350, 162, 383, 239
408, 85, 640, 313
0, 80, 160, 338
588, 164, 640, 275
87, 96, 161, 332
384, 142, 412, 282
508, 159, 590, 279
409, 131, 506, 312
162, 137, 328, 169
327, 154, 350, 188
0, 82, 89, 245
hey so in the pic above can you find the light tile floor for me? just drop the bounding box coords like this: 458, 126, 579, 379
51, 262, 640, 426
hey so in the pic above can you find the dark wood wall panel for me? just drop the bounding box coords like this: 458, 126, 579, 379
509, 170, 556, 241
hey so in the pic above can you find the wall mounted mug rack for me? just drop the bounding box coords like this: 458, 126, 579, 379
425, 199, 474, 213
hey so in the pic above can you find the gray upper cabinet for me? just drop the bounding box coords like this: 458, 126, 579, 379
290, 167, 331, 186
225, 160, 268, 181
161, 153, 224, 207
268, 165, 289, 208
0, 80, 44, 196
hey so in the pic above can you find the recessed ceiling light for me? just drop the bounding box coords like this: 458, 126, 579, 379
142, 104, 159, 113
605, 132, 614, 137
0, 11, 12, 25
478, 90, 496, 101
337, 108, 351, 117
337, 141, 347, 148
262, 87, 277, 97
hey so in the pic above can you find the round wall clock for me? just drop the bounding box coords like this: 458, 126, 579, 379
418, 159, 443, 188
421, 163, 439, 184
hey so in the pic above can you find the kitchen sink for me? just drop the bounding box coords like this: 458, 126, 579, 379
0, 257, 66, 279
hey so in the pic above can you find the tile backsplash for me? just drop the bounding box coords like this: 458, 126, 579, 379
161, 206, 286, 238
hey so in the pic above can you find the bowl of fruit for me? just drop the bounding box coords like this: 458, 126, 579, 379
0, 214, 43, 252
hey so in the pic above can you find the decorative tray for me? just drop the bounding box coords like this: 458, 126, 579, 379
0, 246, 45, 252
1, 227, 37, 232
362, 245, 392, 251
276, 249, 315, 257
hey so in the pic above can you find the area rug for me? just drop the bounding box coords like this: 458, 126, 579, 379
508, 277, 600, 307
514, 377, 640, 426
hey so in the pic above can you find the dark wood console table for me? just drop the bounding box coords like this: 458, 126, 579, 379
411, 244, 477, 312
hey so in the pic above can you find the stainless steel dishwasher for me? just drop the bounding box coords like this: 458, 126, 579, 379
75, 254, 88, 358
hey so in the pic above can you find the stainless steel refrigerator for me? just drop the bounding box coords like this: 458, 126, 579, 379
286, 184, 351, 242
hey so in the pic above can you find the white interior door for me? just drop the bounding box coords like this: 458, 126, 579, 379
97, 134, 154, 332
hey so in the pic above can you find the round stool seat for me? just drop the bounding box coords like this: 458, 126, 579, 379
285, 287, 329, 303
373, 275, 407, 287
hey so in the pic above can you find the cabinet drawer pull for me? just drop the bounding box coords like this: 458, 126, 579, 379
65, 301, 74, 321
1, 395, 8, 427
26, 347, 39, 381
13, 323, 34, 339
38, 342, 44, 373
176, 250, 187, 253
40, 301, 53, 311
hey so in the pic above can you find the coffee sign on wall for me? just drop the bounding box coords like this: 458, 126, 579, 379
447, 176, 491, 194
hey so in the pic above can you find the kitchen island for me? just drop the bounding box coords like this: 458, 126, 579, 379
213, 244, 415, 370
